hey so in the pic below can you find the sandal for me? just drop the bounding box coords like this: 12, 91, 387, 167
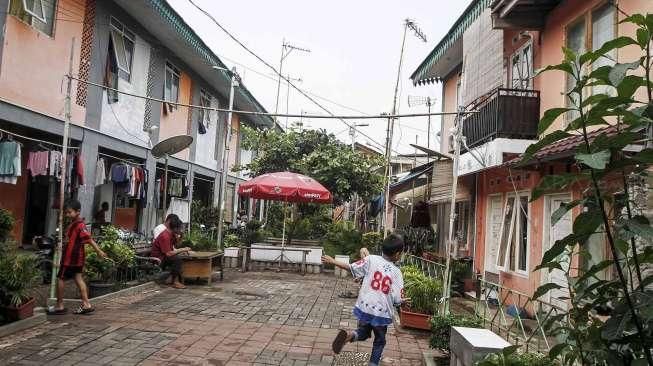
46, 307, 68, 315
73, 305, 95, 315
332, 329, 348, 354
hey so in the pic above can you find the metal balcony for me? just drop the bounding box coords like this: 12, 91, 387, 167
462, 88, 540, 151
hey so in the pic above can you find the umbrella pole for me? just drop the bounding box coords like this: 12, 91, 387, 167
280, 201, 286, 270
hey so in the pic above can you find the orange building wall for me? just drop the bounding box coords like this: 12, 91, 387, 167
0, 0, 86, 126
538, 0, 653, 135
158, 71, 192, 160
441, 72, 460, 154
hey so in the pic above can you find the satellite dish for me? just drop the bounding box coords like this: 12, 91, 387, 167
151, 135, 193, 158
151, 135, 193, 223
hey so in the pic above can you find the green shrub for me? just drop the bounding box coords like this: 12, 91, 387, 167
0, 246, 40, 306
321, 221, 363, 258
401, 265, 442, 315
430, 313, 483, 350
182, 225, 215, 251
86, 226, 135, 282
362, 232, 382, 253
223, 233, 242, 248
477, 345, 558, 366
0, 208, 15, 242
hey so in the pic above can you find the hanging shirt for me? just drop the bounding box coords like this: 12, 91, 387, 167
167, 198, 190, 223
110, 163, 130, 183
95, 158, 106, 186
0, 141, 21, 185
350, 255, 404, 326
49, 150, 63, 180
27, 151, 49, 177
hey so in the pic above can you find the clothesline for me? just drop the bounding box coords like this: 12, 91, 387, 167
0, 127, 80, 149
193, 175, 215, 184
98, 151, 146, 166
155, 166, 187, 177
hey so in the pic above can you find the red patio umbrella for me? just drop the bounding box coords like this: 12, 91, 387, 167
238, 172, 331, 263
238, 171, 332, 204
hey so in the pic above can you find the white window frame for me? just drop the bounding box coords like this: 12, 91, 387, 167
109, 17, 135, 79
485, 193, 503, 275
22, 0, 46, 22
199, 89, 213, 127
496, 191, 530, 276
164, 62, 181, 106
510, 41, 533, 90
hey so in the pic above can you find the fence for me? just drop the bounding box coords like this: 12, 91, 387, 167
400, 253, 446, 281
474, 276, 567, 353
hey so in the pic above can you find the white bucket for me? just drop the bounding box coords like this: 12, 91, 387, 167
334, 255, 350, 278
224, 247, 240, 258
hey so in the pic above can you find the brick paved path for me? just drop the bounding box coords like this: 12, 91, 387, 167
0, 271, 430, 365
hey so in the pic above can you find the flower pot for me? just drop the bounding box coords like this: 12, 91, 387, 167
88, 282, 115, 298
400, 307, 432, 330
3, 297, 36, 322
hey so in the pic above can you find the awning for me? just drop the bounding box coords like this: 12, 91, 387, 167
390, 162, 434, 194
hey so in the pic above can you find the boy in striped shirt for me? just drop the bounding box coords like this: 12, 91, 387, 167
321, 234, 407, 366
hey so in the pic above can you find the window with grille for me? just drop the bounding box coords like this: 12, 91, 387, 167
198, 89, 213, 133
496, 194, 529, 273
510, 43, 532, 90
109, 17, 135, 81
164, 62, 181, 111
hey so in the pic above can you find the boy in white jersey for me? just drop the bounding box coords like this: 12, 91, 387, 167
321, 234, 406, 366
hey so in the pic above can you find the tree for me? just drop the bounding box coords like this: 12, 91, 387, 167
236, 126, 385, 205
523, 13, 653, 365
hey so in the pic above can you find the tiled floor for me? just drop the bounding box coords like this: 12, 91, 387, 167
0, 271, 430, 365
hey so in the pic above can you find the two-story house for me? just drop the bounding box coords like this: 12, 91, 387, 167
411, 0, 652, 307
0, 0, 272, 244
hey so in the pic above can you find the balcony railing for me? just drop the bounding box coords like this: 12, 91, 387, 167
462, 88, 540, 151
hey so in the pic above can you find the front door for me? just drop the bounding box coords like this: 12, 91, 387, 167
484, 195, 503, 275
545, 194, 572, 310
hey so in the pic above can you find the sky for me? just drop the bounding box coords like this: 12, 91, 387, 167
169, 0, 472, 154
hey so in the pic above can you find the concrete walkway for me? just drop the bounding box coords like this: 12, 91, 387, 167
0, 271, 430, 365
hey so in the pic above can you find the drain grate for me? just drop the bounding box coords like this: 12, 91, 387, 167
334, 351, 370, 365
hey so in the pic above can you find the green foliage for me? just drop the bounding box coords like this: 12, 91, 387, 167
397, 227, 435, 256
181, 225, 215, 251
190, 200, 220, 228
477, 346, 558, 366
362, 232, 382, 253
223, 233, 242, 248
429, 312, 482, 351
523, 13, 653, 365
236, 126, 385, 204
401, 265, 442, 315
85, 226, 135, 283
0, 243, 40, 306
321, 221, 363, 258
240, 220, 268, 245
0, 208, 15, 242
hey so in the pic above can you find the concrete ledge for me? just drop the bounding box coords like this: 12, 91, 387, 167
47, 281, 159, 307
0, 308, 47, 338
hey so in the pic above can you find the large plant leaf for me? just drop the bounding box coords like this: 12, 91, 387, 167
551, 199, 584, 226
633, 149, 653, 163
538, 108, 571, 135
581, 37, 639, 64
609, 60, 641, 87
575, 150, 611, 170
518, 131, 573, 166
533, 282, 563, 300
532, 173, 583, 201
573, 210, 603, 236
617, 75, 648, 98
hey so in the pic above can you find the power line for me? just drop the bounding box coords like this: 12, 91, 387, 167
70, 75, 471, 119
185, 0, 397, 153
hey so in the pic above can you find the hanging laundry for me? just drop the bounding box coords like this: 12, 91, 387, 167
49, 150, 63, 180
27, 151, 49, 177
110, 163, 130, 183
167, 198, 190, 223
95, 158, 106, 186
0, 140, 21, 185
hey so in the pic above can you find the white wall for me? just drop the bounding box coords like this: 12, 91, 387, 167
100, 35, 151, 147
195, 95, 219, 170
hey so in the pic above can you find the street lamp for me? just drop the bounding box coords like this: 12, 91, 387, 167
212, 65, 239, 250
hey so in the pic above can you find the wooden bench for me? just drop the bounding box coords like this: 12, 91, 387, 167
241, 246, 314, 275
180, 251, 223, 284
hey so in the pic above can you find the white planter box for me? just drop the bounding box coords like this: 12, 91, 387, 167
224, 247, 241, 258
250, 243, 323, 265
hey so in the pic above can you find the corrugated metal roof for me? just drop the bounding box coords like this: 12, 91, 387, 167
149, 0, 274, 127
410, 0, 491, 85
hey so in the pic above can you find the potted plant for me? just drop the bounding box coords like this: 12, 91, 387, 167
0, 244, 41, 321
399, 265, 442, 330
0, 208, 15, 243
85, 226, 134, 298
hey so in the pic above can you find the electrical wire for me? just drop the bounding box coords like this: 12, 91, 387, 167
0, 126, 80, 149
185, 0, 400, 153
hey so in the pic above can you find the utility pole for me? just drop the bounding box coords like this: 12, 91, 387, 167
215, 67, 239, 250
50, 38, 75, 300
349, 123, 368, 224
383, 19, 427, 238
274, 39, 310, 121
440, 106, 464, 315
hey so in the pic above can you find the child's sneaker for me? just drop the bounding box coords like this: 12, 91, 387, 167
332, 329, 349, 354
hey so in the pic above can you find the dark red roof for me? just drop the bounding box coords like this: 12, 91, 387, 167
508, 125, 618, 166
